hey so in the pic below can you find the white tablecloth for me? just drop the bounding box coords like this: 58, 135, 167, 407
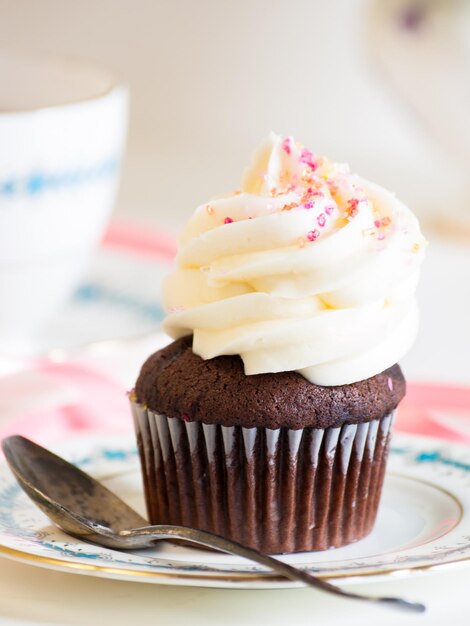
0, 557, 468, 626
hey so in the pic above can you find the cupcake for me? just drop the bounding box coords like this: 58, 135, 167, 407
131, 133, 425, 554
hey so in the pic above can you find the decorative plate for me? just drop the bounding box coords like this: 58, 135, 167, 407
0, 433, 469, 589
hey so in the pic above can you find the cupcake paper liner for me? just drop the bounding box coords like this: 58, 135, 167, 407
131, 401, 395, 554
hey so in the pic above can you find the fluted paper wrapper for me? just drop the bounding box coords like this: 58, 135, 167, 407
131, 401, 395, 554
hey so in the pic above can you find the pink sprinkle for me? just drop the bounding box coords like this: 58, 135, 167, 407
304, 201, 314, 209
387, 377, 394, 392
325, 205, 335, 215
374, 219, 381, 228
281, 136, 292, 155
224, 217, 234, 224
347, 198, 360, 217
377, 233, 385, 241
307, 229, 320, 242
317, 213, 326, 227
299, 148, 317, 170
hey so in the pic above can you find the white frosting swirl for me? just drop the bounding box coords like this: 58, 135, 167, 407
162, 133, 426, 385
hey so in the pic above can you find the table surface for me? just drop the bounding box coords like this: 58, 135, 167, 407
0, 235, 469, 626
0, 557, 469, 626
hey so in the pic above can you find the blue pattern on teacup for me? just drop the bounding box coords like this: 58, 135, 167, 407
0, 157, 119, 198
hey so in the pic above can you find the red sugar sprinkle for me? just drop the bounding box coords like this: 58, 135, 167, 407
182, 414, 191, 423
374, 219, 381, 228
299, 148, 317, 170
307, 229, 320, 242
304, 201, 314, 209
281, 137, 292, 155
317, 213, 326, 227
325, 205, 335, 215
301, 188, 321, 204
347, 198, 360, 217
224, 217, 234, 224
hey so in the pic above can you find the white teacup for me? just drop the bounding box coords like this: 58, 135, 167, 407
0, 51, 128, 354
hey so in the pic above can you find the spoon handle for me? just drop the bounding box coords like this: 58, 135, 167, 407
124, 525, 425, 613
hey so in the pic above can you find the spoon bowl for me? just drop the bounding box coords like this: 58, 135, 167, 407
1, 435, 425, 613
2, 434, 147, 539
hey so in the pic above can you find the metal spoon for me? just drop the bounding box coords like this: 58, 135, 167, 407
2, 435, 424, 613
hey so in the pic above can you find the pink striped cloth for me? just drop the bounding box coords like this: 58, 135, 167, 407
2, 359, 470, 446
0, 360, 131, 443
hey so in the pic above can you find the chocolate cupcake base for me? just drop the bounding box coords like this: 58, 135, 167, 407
132, 401, 394, 554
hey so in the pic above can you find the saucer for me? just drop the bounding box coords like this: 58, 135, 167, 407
0, 433, 469, 588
